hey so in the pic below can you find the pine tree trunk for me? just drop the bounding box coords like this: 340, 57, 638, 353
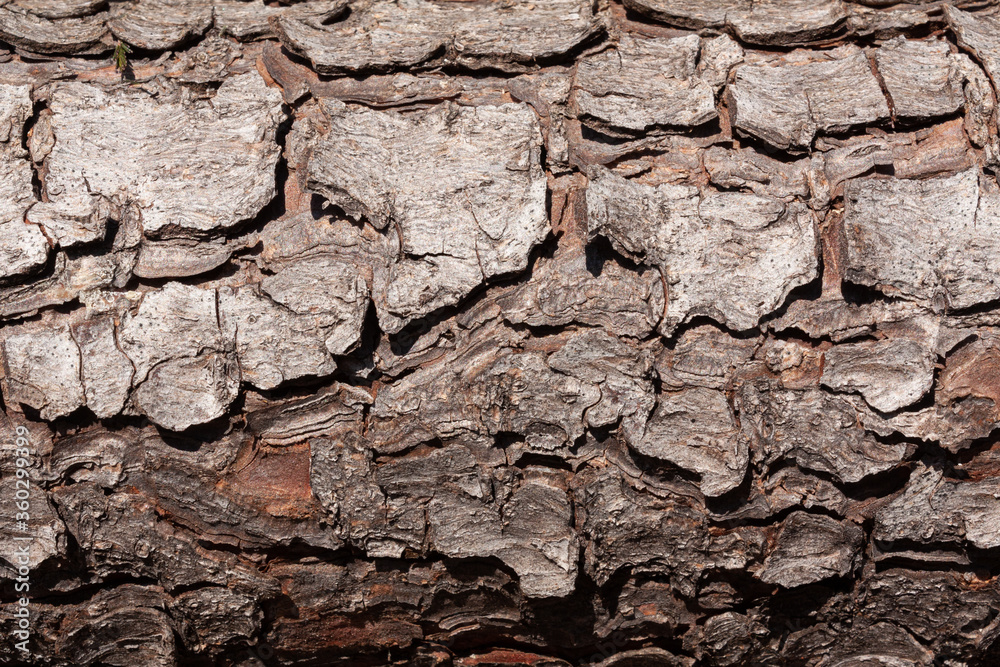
2, 1, 1000, 665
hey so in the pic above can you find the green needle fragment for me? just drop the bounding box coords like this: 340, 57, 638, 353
113, 40, 132, 74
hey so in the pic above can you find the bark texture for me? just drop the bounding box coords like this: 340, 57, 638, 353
1, 1, 1000, 666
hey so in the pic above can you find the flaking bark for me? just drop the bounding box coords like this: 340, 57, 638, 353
3, 1, 1000, 666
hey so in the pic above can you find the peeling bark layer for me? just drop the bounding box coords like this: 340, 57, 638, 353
2, 2, 1000, 667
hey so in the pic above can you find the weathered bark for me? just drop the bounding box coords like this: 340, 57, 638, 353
3, 2, 1000, 667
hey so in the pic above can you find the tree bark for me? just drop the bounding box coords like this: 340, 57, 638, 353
2, 1, 1000, 666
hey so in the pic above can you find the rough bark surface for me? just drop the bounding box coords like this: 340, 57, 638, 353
1, 2, 1000, 667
